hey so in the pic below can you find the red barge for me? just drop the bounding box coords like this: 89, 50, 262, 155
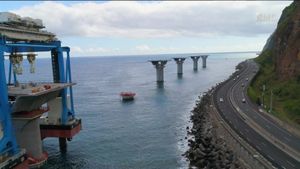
120, 92, 136, 101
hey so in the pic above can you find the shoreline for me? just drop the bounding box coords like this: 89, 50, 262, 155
185, 88, 242, 168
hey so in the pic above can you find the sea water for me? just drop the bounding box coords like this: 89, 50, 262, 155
8, 52, 254, 169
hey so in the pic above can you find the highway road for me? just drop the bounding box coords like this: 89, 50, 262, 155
233, 61, 300, 152
213, 60, 300, 169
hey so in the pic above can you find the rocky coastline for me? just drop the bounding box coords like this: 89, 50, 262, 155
185, 89, 242, 169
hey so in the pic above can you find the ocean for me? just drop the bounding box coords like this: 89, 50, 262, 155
9, 52, 255, 169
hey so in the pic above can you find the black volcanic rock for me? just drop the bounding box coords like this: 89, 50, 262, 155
185, 90, 240, 168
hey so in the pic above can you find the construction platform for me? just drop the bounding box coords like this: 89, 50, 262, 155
0, 12, 82, 169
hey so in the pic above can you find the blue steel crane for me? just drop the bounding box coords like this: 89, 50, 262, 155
0, 12, 81, 168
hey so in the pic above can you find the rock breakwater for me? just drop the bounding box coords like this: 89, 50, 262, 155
185, 90, 242, 169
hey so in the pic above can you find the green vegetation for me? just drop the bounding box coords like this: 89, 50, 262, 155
248, 50, 300, 126
277, 2, 296, 33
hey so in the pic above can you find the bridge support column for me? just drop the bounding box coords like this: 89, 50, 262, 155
173, 58, 185, 75
191, 56, 200, 71
150, 60, 168, 82
12, 113, 48, 167
201, 55, 208, 68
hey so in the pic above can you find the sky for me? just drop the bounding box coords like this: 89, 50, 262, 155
0, 1, 292, 57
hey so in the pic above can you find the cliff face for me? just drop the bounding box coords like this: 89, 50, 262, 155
263, 2, 300, 80
250, 1, 300, 126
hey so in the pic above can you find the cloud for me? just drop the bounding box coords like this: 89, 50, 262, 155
70, 44, 182, 56
135, 45, 151, 51
71, 46, 110, 56
12, 1, 290, 39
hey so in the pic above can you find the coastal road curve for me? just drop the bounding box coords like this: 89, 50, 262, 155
232, 60, 300, 155
213, 60, 300, 169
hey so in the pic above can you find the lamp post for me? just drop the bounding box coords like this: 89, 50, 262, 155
269, 89, 273, 113
262, 84, 266, 107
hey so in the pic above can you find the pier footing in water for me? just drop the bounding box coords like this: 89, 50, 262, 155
150, 60, 168, 82
173, 58, 186, 75
40, 119, 82, 139
191, 56, 200, 71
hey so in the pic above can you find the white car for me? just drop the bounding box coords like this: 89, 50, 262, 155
242, 98, 246, 103
220, 98, 224, 102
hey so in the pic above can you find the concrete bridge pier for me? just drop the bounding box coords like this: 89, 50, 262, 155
190, 56, 200, 71
12, 114, 48, 165
201, 55, 208, 68
150, 60, 168, 82
173, 58, 186, 75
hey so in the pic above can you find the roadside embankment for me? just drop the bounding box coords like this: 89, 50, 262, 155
185, 90, 241, 169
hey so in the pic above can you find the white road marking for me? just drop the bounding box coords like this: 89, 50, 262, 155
284, 137, 290, 142
267, 155, 274, 161
287, 160, 295, 168
256, 145, 262, 150
249, 102, 294, 137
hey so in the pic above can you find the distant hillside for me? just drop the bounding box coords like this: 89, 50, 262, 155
248, 1, 300, 126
